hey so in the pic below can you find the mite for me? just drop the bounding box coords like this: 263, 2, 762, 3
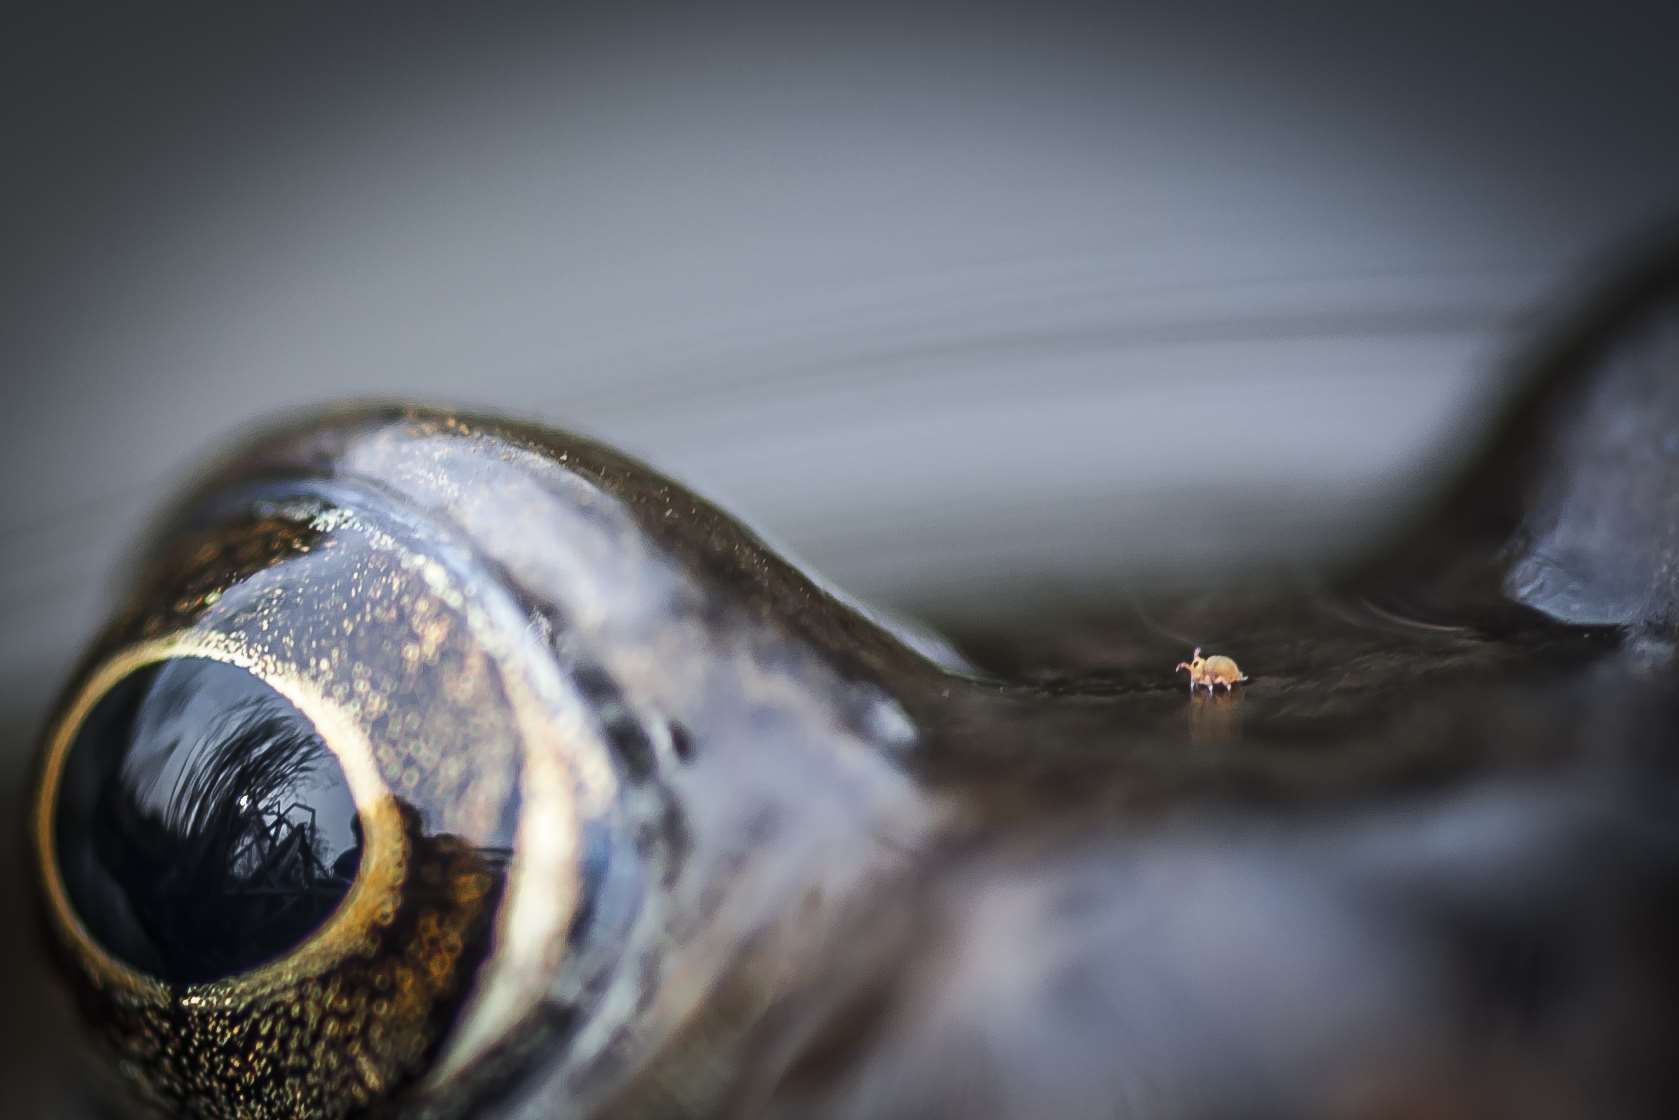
1175, 648, 1249, 693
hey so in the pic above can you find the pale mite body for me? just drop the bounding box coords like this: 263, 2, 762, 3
1175, 648, 1249, 693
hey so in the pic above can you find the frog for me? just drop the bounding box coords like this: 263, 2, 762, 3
24, 229, 1679, 1119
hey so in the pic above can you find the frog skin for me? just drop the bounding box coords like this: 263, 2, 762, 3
26, 230, 1679, 1120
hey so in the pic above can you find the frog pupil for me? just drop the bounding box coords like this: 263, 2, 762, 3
53, 658, 363, 985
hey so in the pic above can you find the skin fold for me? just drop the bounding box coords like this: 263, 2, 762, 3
24, 229, 1679, 1119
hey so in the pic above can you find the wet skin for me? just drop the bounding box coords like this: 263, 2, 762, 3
25, 234, 1679, 1119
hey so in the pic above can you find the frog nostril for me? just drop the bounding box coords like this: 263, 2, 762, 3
572, 663, 660, 782
52, 656, 362, 985
668, 721, 694, 763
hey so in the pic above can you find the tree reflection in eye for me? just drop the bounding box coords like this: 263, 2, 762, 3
55, 658, 364, 986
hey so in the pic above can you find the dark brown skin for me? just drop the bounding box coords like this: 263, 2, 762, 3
25, 229, 1679, 1119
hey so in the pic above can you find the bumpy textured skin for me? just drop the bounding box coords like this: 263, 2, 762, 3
29, 230, 1679, 1119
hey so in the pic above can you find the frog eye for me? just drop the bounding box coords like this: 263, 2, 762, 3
32, 629, 550, 1119
29, 459, 607, 1118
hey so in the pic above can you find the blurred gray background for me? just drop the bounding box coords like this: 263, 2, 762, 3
3, 2, 1679, 1103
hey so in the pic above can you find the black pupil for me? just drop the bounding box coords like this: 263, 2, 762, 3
54, 657, 363, 985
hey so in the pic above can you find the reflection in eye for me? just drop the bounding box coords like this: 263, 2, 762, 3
54, 657, 362, 985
